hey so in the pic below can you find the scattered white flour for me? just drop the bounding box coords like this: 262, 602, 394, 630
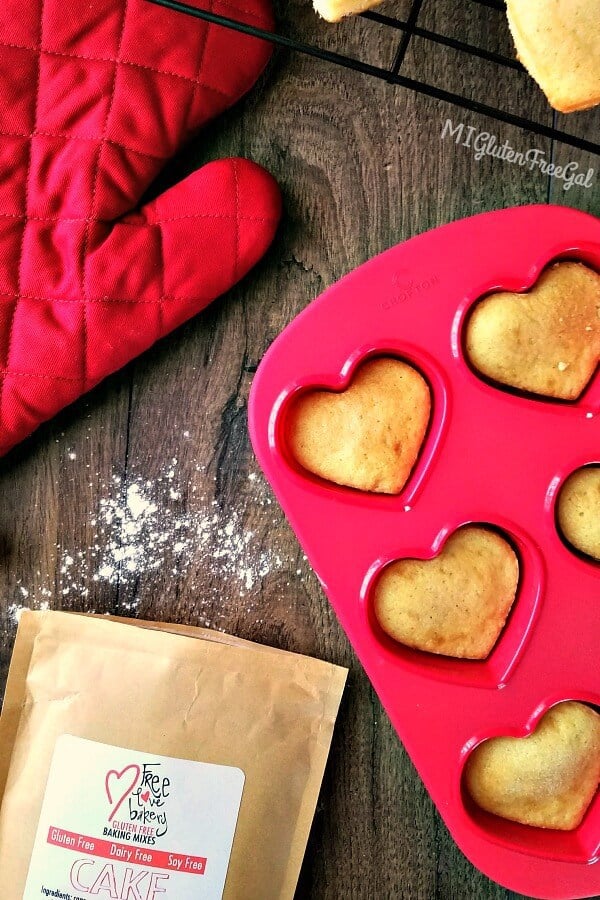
7, 600, 50, 625
4, 453, 301, 629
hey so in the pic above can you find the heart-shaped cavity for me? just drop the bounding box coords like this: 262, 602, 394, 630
466, 261, 600, 400
286, 357, 431, 494
465, 701, 600, 830
506, 0, 600, 113
372, 526, 519, 659
557, 465, 600, 561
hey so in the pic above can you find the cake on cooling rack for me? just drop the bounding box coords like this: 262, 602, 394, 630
506, 0, 600, 112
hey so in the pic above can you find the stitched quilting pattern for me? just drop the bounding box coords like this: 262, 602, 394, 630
0, 0, 281, 454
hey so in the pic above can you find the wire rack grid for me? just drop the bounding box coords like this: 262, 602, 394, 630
147, 0, 599, 157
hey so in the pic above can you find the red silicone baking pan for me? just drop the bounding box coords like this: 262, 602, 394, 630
248, 204, 600, 899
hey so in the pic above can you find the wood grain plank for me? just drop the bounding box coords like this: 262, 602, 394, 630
0, 379, 130, 688
548, 105, 600, 212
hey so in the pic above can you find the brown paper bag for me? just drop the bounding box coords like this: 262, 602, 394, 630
0, 610, 347, 900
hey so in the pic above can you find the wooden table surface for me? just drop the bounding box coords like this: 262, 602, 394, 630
1, 1, 599, 897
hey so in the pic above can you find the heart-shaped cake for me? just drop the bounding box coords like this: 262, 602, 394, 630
557, 466, 600, 561
465, 701, 600, 830
287, 357, 430, 494
466, 262, 600, 400
506, 0, 600, 113
373, 526, 519, 659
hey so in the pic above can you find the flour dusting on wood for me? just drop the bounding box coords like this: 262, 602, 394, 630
4, 450, 303, 629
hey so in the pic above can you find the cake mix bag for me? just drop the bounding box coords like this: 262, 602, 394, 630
0, 610, 347, 899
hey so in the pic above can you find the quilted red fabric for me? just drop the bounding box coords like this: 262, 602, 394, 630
0, 0, 281, 455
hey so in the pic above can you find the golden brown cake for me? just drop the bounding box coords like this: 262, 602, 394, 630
313, 0, 384, 22
287, 357, 431, 494
465, 701, 600, 830
373, 526, 519, 658
466, 262, 600, 400
557, 466, 600, 560
506, 0, 600, 112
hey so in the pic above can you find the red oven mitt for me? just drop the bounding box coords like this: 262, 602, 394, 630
0, 0, 281, 455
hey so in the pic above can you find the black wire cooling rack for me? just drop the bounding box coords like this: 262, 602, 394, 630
148, 0, 600, 156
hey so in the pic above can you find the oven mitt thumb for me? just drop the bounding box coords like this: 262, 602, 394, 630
0, 0, 281, 455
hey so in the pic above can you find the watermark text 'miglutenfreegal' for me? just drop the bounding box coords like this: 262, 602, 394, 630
441, 119, 594, 192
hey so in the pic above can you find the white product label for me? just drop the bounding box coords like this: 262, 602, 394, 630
24, 735, 245, 900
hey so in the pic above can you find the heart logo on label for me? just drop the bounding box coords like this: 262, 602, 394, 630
141, 791, 151, 803
105, 765, 141, 822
